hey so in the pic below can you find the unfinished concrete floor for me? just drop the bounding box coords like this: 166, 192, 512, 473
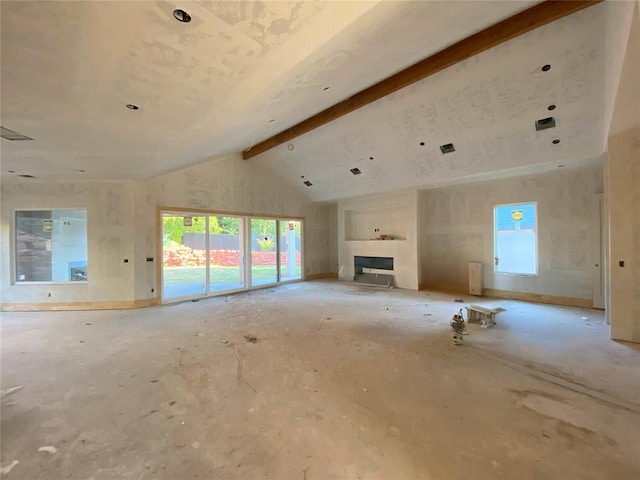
1, 280, 639, 479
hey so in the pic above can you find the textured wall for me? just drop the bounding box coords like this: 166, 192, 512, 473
606, 4, 640, 342
0, 181, 137, 304
338, 192, 419, 290
420, 165, 603, 299
1, 153, 334, 306
148, 152, 333, 278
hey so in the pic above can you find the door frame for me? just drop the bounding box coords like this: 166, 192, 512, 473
157, 207, 304, 303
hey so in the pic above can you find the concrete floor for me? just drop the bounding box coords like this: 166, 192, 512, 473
1, 280, 639, 479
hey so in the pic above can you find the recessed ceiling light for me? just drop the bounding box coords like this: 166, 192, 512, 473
78, 169, 86, 172
126, 104, 139, 110
269, 119, 274, 123
301, 175, 305, 178
323, 87, 330, 91
350, 167, 362, 175
440, 143, 455, 154
547, 104, 556, 111
173, 9, 192, 23
420, 142, 425, 146
18, 174, 35, 178
287, 143, 294, 151
535, 116, 556, 131
8, 170, 15, 173
541, 64, 551, 72
558, 164, 565, 168
303, 180, 313, 186
369, 156, 374, 160
552, 139, 561, 144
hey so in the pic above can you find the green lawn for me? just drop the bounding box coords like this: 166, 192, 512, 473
163, 265, 301, 285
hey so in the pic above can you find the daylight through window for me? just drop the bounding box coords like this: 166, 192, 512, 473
15, 209, 88, 282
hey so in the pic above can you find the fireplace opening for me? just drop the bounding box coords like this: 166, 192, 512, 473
354, 256, 394, 287
354, 256, 393, 274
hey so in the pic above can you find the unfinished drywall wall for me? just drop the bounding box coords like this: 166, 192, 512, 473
338, 191, 419, 290
147, 152, 333, 279
606, 3, 640, 342
0, 181, 137, 306
303, 204, 335, 276
420, 165, 603, 301
1, 152, 335, 309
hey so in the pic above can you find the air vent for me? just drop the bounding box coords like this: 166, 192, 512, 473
1, 126, 33, 141
439, 143, 455, 154
303, 180, 313, 187
350, 168, 361, 175
535, 117, 556, 131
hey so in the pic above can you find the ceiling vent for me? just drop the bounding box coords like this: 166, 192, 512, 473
350, 168, 362, 175
439, 143, 455, 154
535, 117, 556, 131
1, 126, 33, 141
303, 180, 313, 187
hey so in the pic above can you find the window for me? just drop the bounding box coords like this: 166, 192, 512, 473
494, 202, 537, 275
15, 209, 88, 282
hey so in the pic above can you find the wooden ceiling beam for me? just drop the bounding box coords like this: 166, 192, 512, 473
243, 0, 603, 160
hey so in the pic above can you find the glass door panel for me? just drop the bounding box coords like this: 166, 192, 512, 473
209, 216, 245, 293
280, 220, 302, 281
251, 218, 277, 286
162, 215, 207, 301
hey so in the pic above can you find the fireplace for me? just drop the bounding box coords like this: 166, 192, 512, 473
354, 256, 394, 287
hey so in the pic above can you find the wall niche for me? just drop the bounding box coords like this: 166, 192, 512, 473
344, 207, 407, 241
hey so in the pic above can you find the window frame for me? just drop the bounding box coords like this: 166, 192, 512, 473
493, 201, 538, 276
13, 208, 89, 285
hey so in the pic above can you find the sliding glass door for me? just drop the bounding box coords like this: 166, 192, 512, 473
250, 218, 278, 286
280, 220, 302, 282
162, 215, 207, 300
161, 211, 303, 302
209, 216, 245, 293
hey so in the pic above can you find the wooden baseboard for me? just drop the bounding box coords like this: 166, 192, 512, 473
482, 289, 592, 308
305, 272, 338, 281
418, 284, 592, 308
0, 298, 160, 312
419, 282, 468, 294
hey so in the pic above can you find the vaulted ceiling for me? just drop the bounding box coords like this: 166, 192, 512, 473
0, 1, 633, 202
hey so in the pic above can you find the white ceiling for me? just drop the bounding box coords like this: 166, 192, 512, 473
0, 1, 625, 202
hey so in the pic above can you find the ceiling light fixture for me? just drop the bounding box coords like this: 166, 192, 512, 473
350, 167, 362, 175
440, 143, 456, 154
541, 64, 551, 72
78, 169, 86, 172
558, 164, 565, 168
547, 104, 556, 111
420, 142, 425, 146
18, 174, 35, 178
173, 9, 192, 23
126, 104, 139, 110
552, 139, 561, 144
369, 156, 374, 160
269, 119, 274, 123
323, 87, 330, 91
8, 170, 15, 173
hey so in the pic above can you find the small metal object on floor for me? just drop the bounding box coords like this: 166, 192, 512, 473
450, 308, 466, 345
